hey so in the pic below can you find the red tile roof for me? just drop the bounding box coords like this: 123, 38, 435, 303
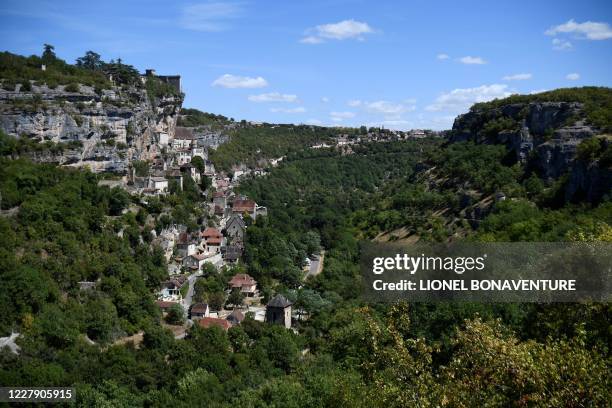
174, 127, 195, 140
229, 273, 257, 288
190, 303, 209, 314
202, 227, 222, 238
198, 317, 232, 331
233, 199, 256, 213
206, 237, 222, 245
155, 300, 178, 310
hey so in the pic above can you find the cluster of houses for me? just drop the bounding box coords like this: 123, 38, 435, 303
184, 291, 294, 332
126, 126, 217, 196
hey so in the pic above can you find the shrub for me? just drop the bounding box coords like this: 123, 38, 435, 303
64, 83, 80, 93
19, 80, 32, 92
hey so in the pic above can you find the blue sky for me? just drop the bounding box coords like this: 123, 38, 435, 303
1, 0, 611, 130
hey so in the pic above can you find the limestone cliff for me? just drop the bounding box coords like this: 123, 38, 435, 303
450, 96, 611, 202
0, 82, 182, 172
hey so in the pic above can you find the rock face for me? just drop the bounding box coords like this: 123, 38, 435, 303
0, 83, 182, 172
451, 101, 610, 202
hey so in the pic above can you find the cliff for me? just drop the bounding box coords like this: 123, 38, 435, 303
450, 88, 612, 202
0, 82, 182, 172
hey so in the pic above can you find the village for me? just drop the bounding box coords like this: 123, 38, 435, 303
95, 121, 309, 339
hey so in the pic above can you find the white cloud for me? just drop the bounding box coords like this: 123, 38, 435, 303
566, 73, 580, 81
552, 38, 573, 50
306, 119, 323, 125
437, 53, 450, 60
212, 74, 268, 89
321, 97, 330, 103
502, 73, 532, 81
458, 56, 487, 65
270, 107, 306, 113
180, 2, 244, 32
301, 19, 374, 43
426, 84, 512, 112
546, 19, 612, 40
347, 99, 362, 107
363, 100, 416, 114
529, 89, 548, 94
248, 92, 298, 103
330, 111, 356, 122
300, 36, 324, 44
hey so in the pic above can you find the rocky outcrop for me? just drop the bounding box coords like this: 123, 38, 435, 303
451, 101, 609, 202
0, 82, 182, 172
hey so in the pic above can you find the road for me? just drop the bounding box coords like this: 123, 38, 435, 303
305, 251, 324, 279
181, 272, 200, 317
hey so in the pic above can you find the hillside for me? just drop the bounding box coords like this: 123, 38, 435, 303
0, 49, 610, 406
451, 87, 611, 203
0, 50, 183, 172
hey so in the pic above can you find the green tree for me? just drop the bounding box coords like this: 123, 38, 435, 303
227, 288, 244, 308
165, 304, 185, 325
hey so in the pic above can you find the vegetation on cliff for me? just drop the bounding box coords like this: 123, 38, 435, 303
470, 86, 612, 132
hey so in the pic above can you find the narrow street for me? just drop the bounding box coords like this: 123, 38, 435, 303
181, 271, 200, 317
305, 251, 325, 279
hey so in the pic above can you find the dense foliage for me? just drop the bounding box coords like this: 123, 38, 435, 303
178, 108, 232, 128
471, 86, 612, 132
0, 125, 609, 405
209, 124, 341, 171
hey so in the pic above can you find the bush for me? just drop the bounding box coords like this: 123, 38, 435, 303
19, 80, 32, 92
64, 83, 80, 93
576, 137, 604, 162
165, 304, 185, 325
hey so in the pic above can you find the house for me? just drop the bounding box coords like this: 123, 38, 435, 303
158, 132, 169, 146
172, 127, 196, 149
189, 303, 210, 319
202, 227, 223, 253
222, 245, 242, 264
226, 310, 245, 325
232, 199, 256, 219
265, 294, 293, 328
166, 168, 183, 191
155, 300, 178, 313
147, 176, 168, 194
214, 205, 225, 217
212, 191, 227, 209
177, 150, 192, 166
159, 277, 187, 301
144, 69, 181, 92
78, 281, 96, 291
225, 215, 245, 241
176, 232, 198, 258
191, 147, 206, 160
256, 205, 268, 218
229, 273, 258, 297
198, 317, 232, 331
215, 178, 230, 191
181, 162, 201, 184
205, 236, 222, 253
182, 253, 208, 272
204, 160, 215, 176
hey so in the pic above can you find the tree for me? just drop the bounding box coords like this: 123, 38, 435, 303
41, 44, 56, 63
227, 288, 244, 309
165, 304, 185, 325
208, 292, 225, 311
190, 156, 205, 173
107, 187, 130, 216
200, 175, 212, 190
76, 51, 103, 71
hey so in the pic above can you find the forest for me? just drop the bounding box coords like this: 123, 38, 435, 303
0, 129, 610, 405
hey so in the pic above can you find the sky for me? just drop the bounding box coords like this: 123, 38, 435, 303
1, 0, 611, 130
